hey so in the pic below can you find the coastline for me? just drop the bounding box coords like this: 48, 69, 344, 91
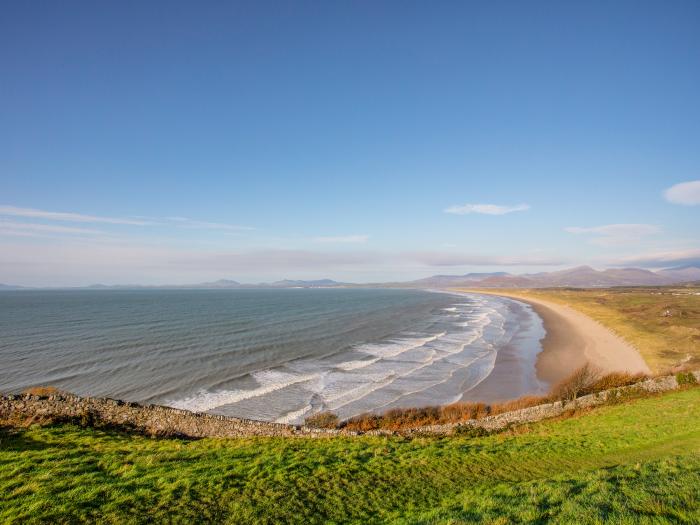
454, 293, 548, 403
459, 289, 651, 386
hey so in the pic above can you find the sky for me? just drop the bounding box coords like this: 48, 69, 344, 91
1, 1, 699, 286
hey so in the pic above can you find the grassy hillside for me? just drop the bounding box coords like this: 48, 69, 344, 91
474, 286, 700, 373
2, 388, 699, 524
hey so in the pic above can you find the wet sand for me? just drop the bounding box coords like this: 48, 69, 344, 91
460, 297, 549, 403
459, 290, 651, 398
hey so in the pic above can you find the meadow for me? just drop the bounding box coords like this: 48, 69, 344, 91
2, 388, 699, 524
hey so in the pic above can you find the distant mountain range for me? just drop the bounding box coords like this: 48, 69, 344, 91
399, 265, 700, 288
2, 265, 700, 291
0, 279, 351, 291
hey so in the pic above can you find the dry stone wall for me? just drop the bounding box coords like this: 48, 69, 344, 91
1, 371, 698, 439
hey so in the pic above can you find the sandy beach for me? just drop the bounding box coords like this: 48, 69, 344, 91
460, 290, 651, 392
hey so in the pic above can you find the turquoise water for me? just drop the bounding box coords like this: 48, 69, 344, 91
0, 288, 545, 422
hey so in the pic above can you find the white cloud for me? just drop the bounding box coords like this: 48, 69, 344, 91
664, 180, 700, 205
312, 234, 369, 244
0, 205, 153, 225
564, 224, 660, 245
0, 220, 103, 236
444, 203, 530, 215
609, 248, 700, 268
407, 251, 566, 267
0, 205, 256, 234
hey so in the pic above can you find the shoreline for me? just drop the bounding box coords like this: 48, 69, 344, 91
452, 293, 548, 403
459, 290, 651, 386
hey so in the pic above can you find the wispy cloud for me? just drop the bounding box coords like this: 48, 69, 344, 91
407, 251, 566, 266
444, 203, 530, 215
564, 224, 660, 245
312, 234, 369, 244
165, 217, 255, 231
0, 205, 153, 225
609, 248, 700, 268
0, 220, 103, 237
664, 180, 700, 205
0, 237, 570, 286
0, 205, 256, 236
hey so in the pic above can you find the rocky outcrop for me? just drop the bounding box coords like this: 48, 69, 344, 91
1, 371, 698, 438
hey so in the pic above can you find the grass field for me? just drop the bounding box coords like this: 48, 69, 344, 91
2, 388, 699, 524
480, 286, 700, 373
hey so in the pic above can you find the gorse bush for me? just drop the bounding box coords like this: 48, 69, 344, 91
676, 371, 698, 386
343, 402, 492, 431
304, 412, 339, 429
22, 386, 59, 396
586, 371, 647, 393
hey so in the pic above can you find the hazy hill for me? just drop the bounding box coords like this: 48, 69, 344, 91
657, 265, 700, 282
410, 265, 700, 288
0, 283, 26, 290
407, 272, 509, 287
2, 266, 699, 290
267, 279, 346, 288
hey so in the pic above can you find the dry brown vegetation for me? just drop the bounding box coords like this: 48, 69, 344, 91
304, 411, 339, 429
306, 365, 660, 431
22, 386, 59, 396
549, 363, 601, 401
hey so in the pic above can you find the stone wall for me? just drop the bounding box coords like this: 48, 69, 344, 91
0, 394, 338, 438
1, 371, 698, 439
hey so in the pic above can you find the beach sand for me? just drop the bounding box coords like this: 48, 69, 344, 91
459, 290, 651, 397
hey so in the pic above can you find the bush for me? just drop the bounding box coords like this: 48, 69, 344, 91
304, 412, 339, 429
343, 413, 381, 432
441, 402, 490, 421
344, 402, 492, 431
22, 386, 59, 397
550, 364, 600, 401
587, 372, 647, 393
490, 395, 550, 415
676, 372, 698, 386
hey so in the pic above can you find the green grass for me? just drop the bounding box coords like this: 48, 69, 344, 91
2, 389, 699, 524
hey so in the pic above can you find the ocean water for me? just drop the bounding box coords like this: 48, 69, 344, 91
0, 288, 546, 423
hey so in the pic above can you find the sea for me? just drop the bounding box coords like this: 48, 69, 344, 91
0, 288, 546, 423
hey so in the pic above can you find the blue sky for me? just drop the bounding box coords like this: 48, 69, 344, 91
1, 1, 699, 285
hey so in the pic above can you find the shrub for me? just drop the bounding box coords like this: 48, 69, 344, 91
343, 413, 381, 432
587, 372, 647, 393
441, 402, 490, 421
676, 372, 698, 386
22, 386, 59, 397
550, 364, 600, 401
490, 395, 550, 415
304, 412, 339, 429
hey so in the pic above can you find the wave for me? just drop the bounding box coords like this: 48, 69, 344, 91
168, 370, 319, 413
334, 357, 381, 371
166, 293, 528, 423
354, 332, 446, 359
